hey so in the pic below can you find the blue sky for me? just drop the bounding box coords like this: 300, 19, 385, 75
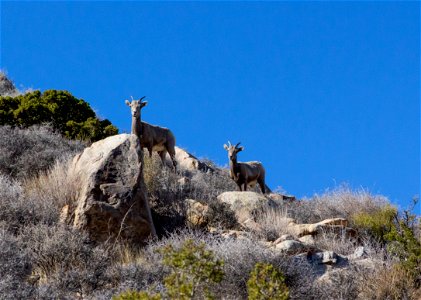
1, 1, 419, 211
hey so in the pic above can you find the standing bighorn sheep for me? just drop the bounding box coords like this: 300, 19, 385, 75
223, 141, 266, 194
125, 96, 177, 169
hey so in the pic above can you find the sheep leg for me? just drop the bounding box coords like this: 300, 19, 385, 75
168, 148, 177, 171
158, 150, 167, 166
147, 145, 153, 158
258, 178, 266, 194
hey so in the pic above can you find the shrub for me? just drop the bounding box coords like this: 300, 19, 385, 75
115, 239, 224, 300
206, 200, 239, 230
21, 224, 113, 298
160, 239, 224, 299
0, 90, 118, 141
0, 124, 84, 179
247, 263, 289, 300
23, 157, 82, 211
352, 199, 421, 288
0, 173, 57, 232
113, 290, 161, 300
254, 207, 291, 241
0, 225, 35, 298
357, 263, 421, 300
144, 153, 238, 235
352, 204, 397, 244
142, 230, 317, 300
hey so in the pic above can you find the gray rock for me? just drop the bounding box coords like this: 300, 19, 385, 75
309, 251, 348, 266
62, 134, 156, 243
275, 240, 307, 254
185, 199, 209, 227
217, 191, 274, 224
173, 147, 214, 173
274, 234, 296, 244
299, 235, 315, 245
350, 246, 368, 259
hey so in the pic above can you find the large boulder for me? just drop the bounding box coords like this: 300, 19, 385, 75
173, 147, 214, 173
62, 134, 156, 243
217, 191, 274, 229
287, 218, 354, 238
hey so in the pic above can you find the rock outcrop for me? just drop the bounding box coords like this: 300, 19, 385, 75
185, 199, 209, 227
62, 134, 156, 243
0, 72, 19, 96
287, 218, 355, 238
173, 147, 214, 173
217, 191, 274, 230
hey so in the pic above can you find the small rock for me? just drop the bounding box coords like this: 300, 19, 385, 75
299, 235, 315, 245
275, 240, 307, 254
177, 177, 190, 186
274, 234, 295, 245
351, 246, 368, 259
185, 199, 209, 227
310, 251, 348, 266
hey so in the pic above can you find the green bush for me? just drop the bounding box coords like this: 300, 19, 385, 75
0, 90, 118, 141
112, 290, 161, 300
114, 239, 224, 300
353, 201, 421, 287
247, 263, 289, 300
160, 239, 224, 299
352, 204, 397, 244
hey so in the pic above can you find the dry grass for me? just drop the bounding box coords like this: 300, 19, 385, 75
289, 186, 390, 224
23, 157, 81, 210
0, 125, 84, 179
254, 206, 292, 240
357, 263, 421, 300
313, 229, 358, 256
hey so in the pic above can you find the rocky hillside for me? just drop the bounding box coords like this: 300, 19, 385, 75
0, 124, 420, 299
0, 71, 20, 97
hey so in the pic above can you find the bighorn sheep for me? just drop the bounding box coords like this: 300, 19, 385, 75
223, 141, 266, 194
125, 96, 177, 169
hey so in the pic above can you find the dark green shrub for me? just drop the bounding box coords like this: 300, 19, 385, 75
353, 200, 421, 287
112, 290, 161, 300
115, 239, 224, 300
0, 90, 118, 141
247, 263, 289, 300
352, 204, 397, 244
160, 239, 224, 299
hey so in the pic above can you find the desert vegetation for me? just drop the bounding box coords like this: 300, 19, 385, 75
0, 124, 419, 299
0, 74, 419, 299
0, 72, 118, 142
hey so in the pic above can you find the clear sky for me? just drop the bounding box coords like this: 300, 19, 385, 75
1, 1, 419, 212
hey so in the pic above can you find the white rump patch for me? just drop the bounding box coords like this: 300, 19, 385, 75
248, 180, 257, 188
152, 144, 166, 152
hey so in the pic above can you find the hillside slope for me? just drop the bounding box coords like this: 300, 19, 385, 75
0, 126, 419, 299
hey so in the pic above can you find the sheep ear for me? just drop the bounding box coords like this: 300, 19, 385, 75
223, 144, 229, 150
237, 146, 244, 152
125, 100, 130, 106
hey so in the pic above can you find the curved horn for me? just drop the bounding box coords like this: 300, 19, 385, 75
227, 141, 232, 147
130, 96, 134, 101
235, 142, 241, 148
139, 96, 146, 101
